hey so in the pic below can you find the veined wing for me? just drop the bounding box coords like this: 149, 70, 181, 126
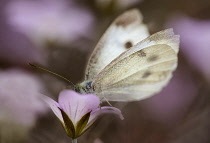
92, 29, 180, 101
85, 9, 149, 80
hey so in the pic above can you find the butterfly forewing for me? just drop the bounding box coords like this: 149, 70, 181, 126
91, 29, 179, 101
111, 29, 179, 65
85, 9, 149, 81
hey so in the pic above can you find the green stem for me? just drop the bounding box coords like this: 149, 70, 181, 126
72, 139, 77, 143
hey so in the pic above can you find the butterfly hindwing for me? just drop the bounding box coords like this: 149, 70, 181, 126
85, 9, 149, 81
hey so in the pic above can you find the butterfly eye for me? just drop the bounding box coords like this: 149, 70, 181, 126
124, 41, 133, 49
86, 81, 92, 89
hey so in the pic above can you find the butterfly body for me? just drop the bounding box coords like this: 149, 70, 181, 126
75, 9, 180, 102
75, 81, 94, 94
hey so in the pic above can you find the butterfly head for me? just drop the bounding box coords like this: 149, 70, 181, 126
74, 81, 94, 94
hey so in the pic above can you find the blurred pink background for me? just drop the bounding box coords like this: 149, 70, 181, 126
0, 0, 210, 143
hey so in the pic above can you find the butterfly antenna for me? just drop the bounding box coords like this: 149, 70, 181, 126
29, 63, 75, 87
103, 96, 113, 107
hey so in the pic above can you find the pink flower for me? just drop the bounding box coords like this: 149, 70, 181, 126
140, 66, 198, 124
6, 0, 94, 45
44, 90, 123, 139
0, 68, 47, 142
166, 14, 210, 80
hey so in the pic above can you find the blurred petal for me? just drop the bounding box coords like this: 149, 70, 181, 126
58, 90, 100, 125
166, 14, 210, 80
6, 0, 94, 45
43, 96, 63, 123
140, 66, 198, 124
0, 69, 47, 125
0, 68, 47, 142
84, 106, 124, 131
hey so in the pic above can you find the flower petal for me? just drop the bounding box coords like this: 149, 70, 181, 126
58, 90, 100, 125
84, 106, 124, 131
42, 95, 63, 123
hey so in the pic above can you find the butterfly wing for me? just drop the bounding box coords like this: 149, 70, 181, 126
85, 9, 149, 81
92, 29, 180, 101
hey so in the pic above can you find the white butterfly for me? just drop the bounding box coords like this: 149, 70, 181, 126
75, 9, 180, 101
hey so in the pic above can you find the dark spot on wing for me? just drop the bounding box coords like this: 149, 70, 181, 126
125, 41, 133, 49
138, 50, 146, 57
159, 71, 170, 80
142, 71, 151, 78
147, 55, 159, 62
115, 15, 137, 27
